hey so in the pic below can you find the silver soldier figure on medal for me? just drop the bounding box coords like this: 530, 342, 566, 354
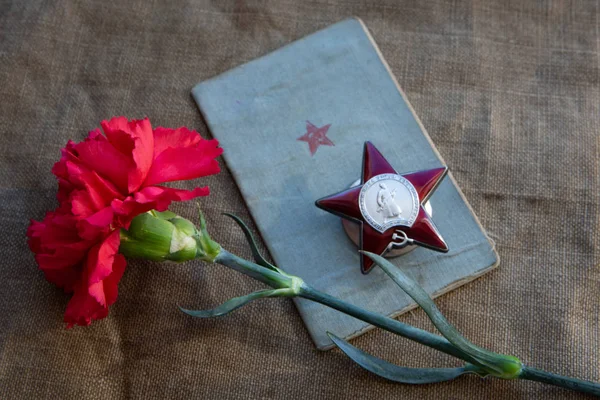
358, 173, 420, 233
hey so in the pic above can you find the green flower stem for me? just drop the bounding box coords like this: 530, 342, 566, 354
298, 283, 476, 364
216, 249, 471, 363
520, 366, 600, 396
365, 251, 521, 378
214, 249, 600, 396
214, 250, 300, 292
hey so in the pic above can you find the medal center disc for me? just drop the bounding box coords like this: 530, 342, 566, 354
358, 173, 419, 233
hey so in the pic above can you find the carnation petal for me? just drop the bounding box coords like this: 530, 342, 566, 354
51, 140, 78, 182
101, 116, 136, 154
70, 189, 97, 218
102, 117, 154, 193
75, 131, 132, 193
35, 244, 89, 271
94, 253, 126, 308
152, 126, 201, 156
27, 219, 45, 253
134, 185, 211, 209
28, 212, 91, 293
111, 186, 210, 225
143, 138, 222, 186
64, 232, 126, 328
67, 161, 123, 218
27, 212, 92, 272
57, 178, 75, 205
64, 278, 108, 328
77, 207, 113, 241
87, 230, 121, 290
43, 268, 80, 293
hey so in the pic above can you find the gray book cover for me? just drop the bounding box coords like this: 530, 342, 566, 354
192, 18, 498, 350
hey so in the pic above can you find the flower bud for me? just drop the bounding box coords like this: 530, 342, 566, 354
119, 210, 221, 263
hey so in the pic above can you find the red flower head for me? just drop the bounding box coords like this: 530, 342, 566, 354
27, 117, 222, 327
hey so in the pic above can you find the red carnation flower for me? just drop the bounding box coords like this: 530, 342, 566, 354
27, 117, 222, 327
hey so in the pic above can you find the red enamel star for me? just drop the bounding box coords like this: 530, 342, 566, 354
315, 142, 449, 274
297, 121, 334, 155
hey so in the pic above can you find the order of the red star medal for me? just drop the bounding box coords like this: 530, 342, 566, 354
316, 142, 448, 273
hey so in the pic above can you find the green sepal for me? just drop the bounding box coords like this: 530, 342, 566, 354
119, 209, 223, 263
149, 210, 178, 220
195, 208, 221, 262
362, 251, 523, 379
164, 246, 197, 263
169, 216, 196, 236
119, 213, 174, 261
179, 288, 294, 318
328, 332, 486, 384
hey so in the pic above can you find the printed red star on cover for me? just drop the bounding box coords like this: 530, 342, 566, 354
297, 121, 334, 155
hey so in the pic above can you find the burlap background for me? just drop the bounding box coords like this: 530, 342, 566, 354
1, 1, 598, 399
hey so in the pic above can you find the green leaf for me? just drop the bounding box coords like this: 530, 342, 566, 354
328, 332, 484, 384
362, 251, 522, 379
179, 288, 293, 318
222, 213, 282, 273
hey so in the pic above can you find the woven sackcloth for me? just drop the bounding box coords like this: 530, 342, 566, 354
0, 1, 598, 399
